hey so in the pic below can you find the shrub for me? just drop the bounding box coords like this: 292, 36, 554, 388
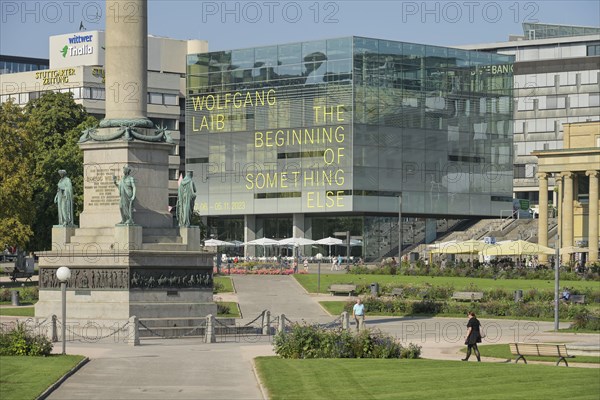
273, 323, 420, 359
0, 322, 53, 356
216, 303, 230, 315
571, 311, 600, 331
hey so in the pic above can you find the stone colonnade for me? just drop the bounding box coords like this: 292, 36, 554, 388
537, 170, 599, 264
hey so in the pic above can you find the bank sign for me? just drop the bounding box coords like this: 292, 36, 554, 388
49, 30, 104, 68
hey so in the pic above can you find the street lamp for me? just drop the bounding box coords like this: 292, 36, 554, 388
56, 266, 71, 355
398, 193, 403, 261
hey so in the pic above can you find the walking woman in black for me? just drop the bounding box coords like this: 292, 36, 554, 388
462, 311, 482, 362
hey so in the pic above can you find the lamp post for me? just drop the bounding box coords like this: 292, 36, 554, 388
316, 253, 323, 294
554, 174, 563, 331
56, 267, 71, 355
398, 193, 403, 261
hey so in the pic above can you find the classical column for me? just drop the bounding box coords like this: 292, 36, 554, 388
586, 170, 599, 263
561, 172, 574, 252
104, 0, 151, 124
537, 172, 549, 263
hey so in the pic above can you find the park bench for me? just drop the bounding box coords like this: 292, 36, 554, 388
2, 258, 34, 282
509, 343, 575, 366
328, 284, 357, 296
451, 291, 484, 301
390, 288, 404, 297
568, 295, 585, 304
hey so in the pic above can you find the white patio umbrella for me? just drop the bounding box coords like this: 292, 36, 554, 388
204, 239, 235, 247
244, 237, 280, 258
279, 237, 316, 246
315, 237, 343, 257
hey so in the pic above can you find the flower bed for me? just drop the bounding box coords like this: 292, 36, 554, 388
213, 267, 308, 275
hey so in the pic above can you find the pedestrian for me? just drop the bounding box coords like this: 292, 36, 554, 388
337, 254, 343, 270
303, 259, 309, 272
331, 256, 337, 271
462, 311, 482, 362
352, 298, 365, 332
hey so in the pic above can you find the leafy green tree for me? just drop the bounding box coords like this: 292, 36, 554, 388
1, 92, 96, 251
24, 92, 96, 251
0, 100, 35, 248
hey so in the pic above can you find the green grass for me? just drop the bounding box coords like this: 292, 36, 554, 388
216, 301, 241, 318
0, 355, 86, 400
295, 274, 598, 294
0, 306, 34, 317
214, 276, 234, 293
469, 344, 600, 364
255, 357, 600, 400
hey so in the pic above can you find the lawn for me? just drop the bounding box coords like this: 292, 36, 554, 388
216, 301, 241, 318
0, 355, 86, 400
471, 344, 600, 364
0, 306, 34, 317
214, 276, 234, 293
295, 274, 597, 294
255, 357, 600, 400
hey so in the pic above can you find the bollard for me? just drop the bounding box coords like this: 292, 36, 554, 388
262, 311, 271, 335
514, 289, 523, 303
10, 290, 20, 306
278, 313, 285, 334
206, 314, 216, 343
51, 315, 58, 342
128, 316, 140, 346
341, 311, 349, 330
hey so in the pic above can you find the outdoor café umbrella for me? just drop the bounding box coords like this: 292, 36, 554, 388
315, 236, 343, 257
204, 239, 235, 247
482, 240, 555, 257
244, 237, 280, 257
430, 239, 491, 266
278, 237, 316, 246
559, 246, 589, 255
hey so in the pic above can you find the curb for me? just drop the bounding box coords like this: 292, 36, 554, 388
251, 358, 270, 400
38, 356, 90, 400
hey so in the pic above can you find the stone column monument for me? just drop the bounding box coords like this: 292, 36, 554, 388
35, 0, 215, 334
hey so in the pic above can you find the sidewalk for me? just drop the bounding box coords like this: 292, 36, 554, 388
2, 274, 598, 400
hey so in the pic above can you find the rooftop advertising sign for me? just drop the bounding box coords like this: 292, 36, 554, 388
49, 30, 104, 69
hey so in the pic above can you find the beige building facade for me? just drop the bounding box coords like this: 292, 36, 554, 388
534, 121, 600, 264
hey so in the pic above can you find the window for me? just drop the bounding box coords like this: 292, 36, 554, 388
587, 44, 600, 56
149, 92, 162, 104
164, 94, 178, 105
546, 95, 565, 109
514, 164, 526, 179
589, 93, 600, 107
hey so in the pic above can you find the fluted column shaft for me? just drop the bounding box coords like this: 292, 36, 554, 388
562, 172, 574, 253
537, 173, 549, 263
587, 170, 599, 263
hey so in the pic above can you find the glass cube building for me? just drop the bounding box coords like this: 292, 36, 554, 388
186, 37, 514, 260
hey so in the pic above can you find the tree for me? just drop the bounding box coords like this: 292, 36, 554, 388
0, 100, 35, 248
1, 92, 96, 251
24, 92, 96, 251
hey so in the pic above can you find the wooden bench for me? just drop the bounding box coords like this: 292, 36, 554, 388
328, 284, 357, 296
509, 343, 574, 366
451, 291, 483, 301
568, 295, 585, 304
390, 288, 404, 297
3, 264, 34, 282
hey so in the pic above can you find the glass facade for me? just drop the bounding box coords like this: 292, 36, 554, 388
0, 55, 49, 75
186, 36, 514, 220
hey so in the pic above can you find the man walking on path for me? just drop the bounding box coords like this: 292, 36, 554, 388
352, 298, 365, 332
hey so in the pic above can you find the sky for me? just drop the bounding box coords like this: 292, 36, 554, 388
1, 0, 599, 58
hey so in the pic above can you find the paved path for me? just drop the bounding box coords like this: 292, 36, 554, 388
2, 273, 598, 399
232, 275, 331, 322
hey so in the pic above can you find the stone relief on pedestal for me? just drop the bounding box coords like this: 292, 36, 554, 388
130, 269, 212, 289
40, 268, 129, 289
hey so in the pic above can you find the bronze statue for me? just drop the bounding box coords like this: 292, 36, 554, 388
113, 165, 136, 225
